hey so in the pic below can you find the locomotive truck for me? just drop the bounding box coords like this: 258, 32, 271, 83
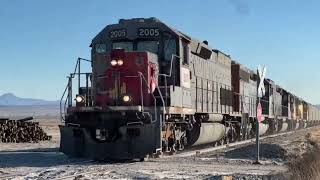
59, 17, 320, 160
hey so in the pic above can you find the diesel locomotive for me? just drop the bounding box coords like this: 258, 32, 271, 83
59, 17, 320, 160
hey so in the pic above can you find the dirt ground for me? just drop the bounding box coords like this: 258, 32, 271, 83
0, 119, 320, 180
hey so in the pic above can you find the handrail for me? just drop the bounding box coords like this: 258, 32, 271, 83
60, 78, 70, 122
60, 57, 92, 122
138, 72, 165, 123
158, 54, 180, 106
158, 54, 180, 78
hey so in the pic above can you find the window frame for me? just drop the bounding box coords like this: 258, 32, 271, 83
163, 32, 178, 62
136, 40, 160, 54
95, 43, 107, 54
182, 39, 189, 65
111, 41, 134, 51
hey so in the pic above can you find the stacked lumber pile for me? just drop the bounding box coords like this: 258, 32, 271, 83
0, 117, 52, 143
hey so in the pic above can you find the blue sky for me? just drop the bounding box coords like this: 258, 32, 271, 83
0, 0, 320, 104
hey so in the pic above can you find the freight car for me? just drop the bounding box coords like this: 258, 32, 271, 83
59, 17, 320, 160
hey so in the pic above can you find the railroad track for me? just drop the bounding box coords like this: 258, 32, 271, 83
0, 126, 316, 179
169, 128, 309, 158
54, 170, 111, 180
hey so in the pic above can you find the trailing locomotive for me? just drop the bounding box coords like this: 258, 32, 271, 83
59, 17, 320, 160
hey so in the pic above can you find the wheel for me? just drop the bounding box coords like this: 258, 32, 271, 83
169, 146, 177, 155
212, 141, 217, 147
139, 154, 149, 162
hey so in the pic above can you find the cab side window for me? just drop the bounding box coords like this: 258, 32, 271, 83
182, 40, 189, 65
95, 44, 107, 53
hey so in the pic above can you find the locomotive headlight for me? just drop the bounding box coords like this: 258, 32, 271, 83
122, 95, 131, 102
75, 95, 85, 103
117, 59, 124, 66
110, 60, 117, 66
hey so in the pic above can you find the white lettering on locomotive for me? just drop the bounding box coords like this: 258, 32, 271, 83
109, 29, 126, 39
138, 28, 160, 37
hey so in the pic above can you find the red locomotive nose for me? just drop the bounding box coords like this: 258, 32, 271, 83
96, 51, 158, 107
110, 49, 126, 60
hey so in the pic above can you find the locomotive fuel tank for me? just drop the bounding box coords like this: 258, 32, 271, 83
279, 122, 288, 132
187, 122, 226, 146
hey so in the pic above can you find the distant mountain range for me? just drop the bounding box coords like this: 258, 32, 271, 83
0, 93, 59, 106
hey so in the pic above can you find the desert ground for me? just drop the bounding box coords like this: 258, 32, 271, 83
0, 105, 59, 120
1, 117, 320, 180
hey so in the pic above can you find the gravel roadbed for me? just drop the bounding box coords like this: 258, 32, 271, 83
0, 120, 319, 179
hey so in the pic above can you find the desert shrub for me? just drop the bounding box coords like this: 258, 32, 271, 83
287, 142, 320, 180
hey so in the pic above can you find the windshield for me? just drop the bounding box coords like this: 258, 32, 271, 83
137, 41, 159, 54
112, 42, 133, 51
164, 38, 176, 61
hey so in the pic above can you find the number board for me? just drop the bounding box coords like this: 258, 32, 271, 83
109, 29, 127, 39
138, 28, 160, 37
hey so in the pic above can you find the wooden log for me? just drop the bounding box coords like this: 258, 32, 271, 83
0, 118, 52, 143
15, 116, 34, 122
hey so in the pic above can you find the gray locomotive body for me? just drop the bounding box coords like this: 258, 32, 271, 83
59, 17, 320, 160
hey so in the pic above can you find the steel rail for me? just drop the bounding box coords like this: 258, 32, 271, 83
54, 170, 111, 180
171, 126, 315, 158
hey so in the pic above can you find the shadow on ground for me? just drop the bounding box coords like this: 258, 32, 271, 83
0, 147, 59, 153
0, 147, 91, 168
0, 147, 143, 168
225, 143, 287, 160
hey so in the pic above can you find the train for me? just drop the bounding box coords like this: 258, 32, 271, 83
59, 17, 320, 161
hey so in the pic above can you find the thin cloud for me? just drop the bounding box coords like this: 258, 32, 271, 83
228, 0, 250, 15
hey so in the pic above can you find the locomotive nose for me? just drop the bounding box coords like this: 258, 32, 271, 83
95, 50, 158, 107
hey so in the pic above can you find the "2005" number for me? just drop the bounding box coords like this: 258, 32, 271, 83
109, 29, 126, 39
138, 28, 160, 37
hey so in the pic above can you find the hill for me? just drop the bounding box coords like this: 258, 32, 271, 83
0, 93, 59, 106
